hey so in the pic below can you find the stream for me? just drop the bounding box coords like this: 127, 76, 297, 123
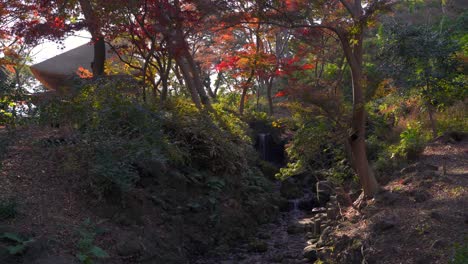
195, 187, 335, 264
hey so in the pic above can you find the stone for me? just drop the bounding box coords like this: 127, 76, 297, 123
307, 238, 319, 245
326, 207, 338, 220
305, 232, 319, 240
303, 245, 318, 261
311, 207, 326, 214
298, 198, 318, 211
317, 226, 332, 247
287, 223, 305, 234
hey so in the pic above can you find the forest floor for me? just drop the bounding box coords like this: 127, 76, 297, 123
0, 125, 467, 264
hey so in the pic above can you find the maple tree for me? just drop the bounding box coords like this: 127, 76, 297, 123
235, 0, 397, 197
1, 0, 403, 197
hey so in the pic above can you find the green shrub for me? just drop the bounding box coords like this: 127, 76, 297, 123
0, 198, 17, 220
437, 101, 468, 134
390, 122, 428, 160
0, 232, 34, 255
452, 241, 468, 264
75, 219, 109, 264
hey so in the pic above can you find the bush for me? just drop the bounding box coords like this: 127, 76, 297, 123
0, 198, 16, 220
390, 122, 428, 161
452, 241, 468, 264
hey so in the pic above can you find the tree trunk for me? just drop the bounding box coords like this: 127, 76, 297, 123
161, 77, 169, 103
92, 37, 105, 76
174, 55, 203, 109
79, 0, 105, 76
427, 102, 438, 139
266, 78, 274, 115
239, 86, 248, 115
339, 26, 379, 197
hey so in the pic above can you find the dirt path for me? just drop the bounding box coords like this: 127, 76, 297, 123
328, 137, 468, 264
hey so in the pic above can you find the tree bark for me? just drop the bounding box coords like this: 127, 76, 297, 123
79, 0, 105, 76
266, 77, 274, 115
427, 102, 438, 139
174, 55, 203, 109
338, 24, 379, 197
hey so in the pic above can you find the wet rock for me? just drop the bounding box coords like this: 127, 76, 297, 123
316, 226, 332, 247
298, 198, 318, 211
311, 207, 326, 214
303, 245, 318, 261
307, 238, 319, 245
306, 232, 319, 240
287, 223, 305, 234
326, 207, 339, 220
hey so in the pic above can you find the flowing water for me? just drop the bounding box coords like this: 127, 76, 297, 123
195, 196, 313, 264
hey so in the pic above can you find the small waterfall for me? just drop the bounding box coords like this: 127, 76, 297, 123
290, 199, 301, 219
258, 133, 270, 160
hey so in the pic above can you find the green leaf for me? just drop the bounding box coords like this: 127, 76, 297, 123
89, 246, 109, 258
1, 232, 23, 242
7, 244, 26, 255
76, 252, 88, 262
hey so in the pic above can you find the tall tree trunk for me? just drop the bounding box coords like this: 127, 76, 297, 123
174, 55, 203, 109
427, 102, 438, 139
92, 37, 105, 76
161, 77, 168, 102
79, 0, 105, 76
159, 0, 211, 110
239, 86, 249, 115
239, 70, 256, 115
339, 26, 379, 198
168, 36, 211, 109
266, 77, 274, 115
